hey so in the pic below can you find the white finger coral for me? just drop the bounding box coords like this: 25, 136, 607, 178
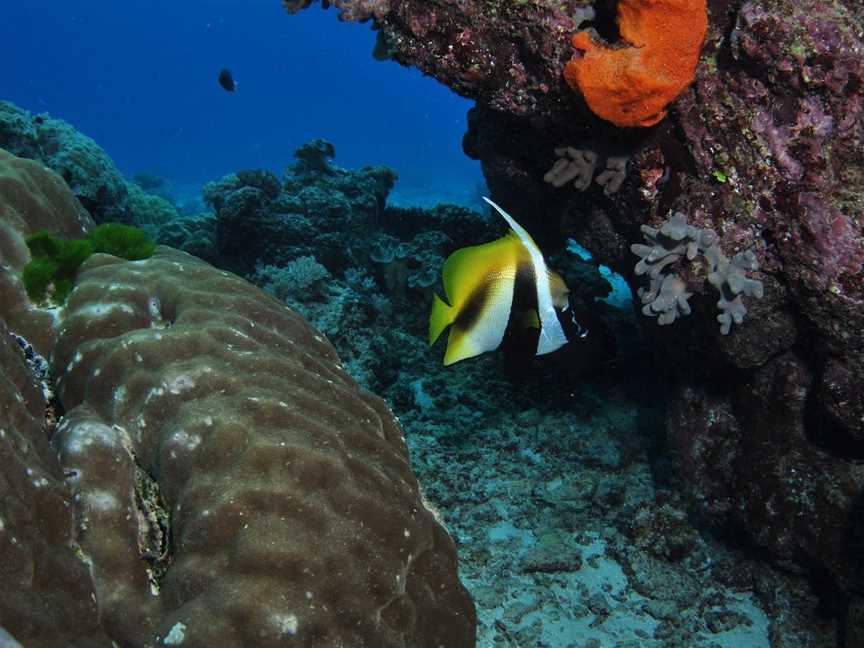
631, 212, 764, 334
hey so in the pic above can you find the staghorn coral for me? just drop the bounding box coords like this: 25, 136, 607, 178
631, 212, 764, 334
563, 0, 708, 127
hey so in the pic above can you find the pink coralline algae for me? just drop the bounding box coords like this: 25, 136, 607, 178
799, 193, 864, 279
751, 111, 804, 181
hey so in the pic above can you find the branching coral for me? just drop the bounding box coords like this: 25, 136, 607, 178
254, 255, 331, 302
631, 213, 764, 334
564, 0, 708, 127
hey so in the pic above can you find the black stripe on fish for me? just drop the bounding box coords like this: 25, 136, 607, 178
506, 258, 538, 331
454, 279, 493, 333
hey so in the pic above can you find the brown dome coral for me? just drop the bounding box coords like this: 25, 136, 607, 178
0, 148, 476, 648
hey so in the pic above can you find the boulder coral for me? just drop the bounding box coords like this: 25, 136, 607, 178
0, 320, 112, 647
563, 0, 709, 127
0, 148, 476, 647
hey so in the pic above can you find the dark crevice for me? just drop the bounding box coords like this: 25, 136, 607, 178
8, 331, 64, 438
132, 456, 172, 590
581, 0, 621, 45
804, 384, 864, 461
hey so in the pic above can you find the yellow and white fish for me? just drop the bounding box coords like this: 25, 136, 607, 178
429, 197, 586, 365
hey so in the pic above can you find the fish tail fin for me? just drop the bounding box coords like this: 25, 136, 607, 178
429, 293, 454, 345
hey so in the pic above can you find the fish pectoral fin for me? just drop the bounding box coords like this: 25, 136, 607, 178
429, 293, 454, 345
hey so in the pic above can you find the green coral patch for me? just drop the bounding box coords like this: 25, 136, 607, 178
22, 223, 155, 303
22, 257, 60, 301
89, 222, 156, 260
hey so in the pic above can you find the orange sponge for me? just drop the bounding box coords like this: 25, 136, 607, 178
563, 0, 708, 128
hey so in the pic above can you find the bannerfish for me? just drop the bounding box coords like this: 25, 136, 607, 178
429, 196, 587, 365
218, 68, 236, 92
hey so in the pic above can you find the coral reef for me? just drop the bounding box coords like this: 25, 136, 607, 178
455, 3, 864, 626
169, 141, 834, 644
204, 142, 449, 285
0, 101, 129, 223
129, 171, 175, 204
0, 148, 95, 353
201, 142, 532, 390
563, 0, 708, 127
204, 147, 396, 274
0, 149, 109, 647
253, 256, 331, 302
1, 148, 475, 647
286, 0, 593, 117
125, 181, 181, 237
286, 0, 864, 637
5, 93, 850, 643
49, 248, 474, 647
154, 213, 218, 263
0, 101, 182, 230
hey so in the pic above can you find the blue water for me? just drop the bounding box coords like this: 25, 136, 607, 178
2, 0, 481, 198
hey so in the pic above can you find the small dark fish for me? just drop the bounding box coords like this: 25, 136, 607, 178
218, 69, 236, 92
